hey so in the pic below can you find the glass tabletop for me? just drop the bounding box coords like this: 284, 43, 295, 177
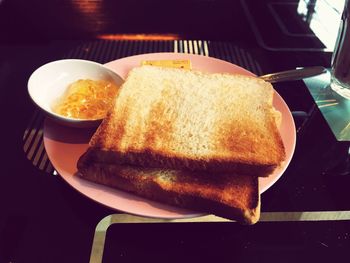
304, 71, 350, 141
0, 1, 348, 260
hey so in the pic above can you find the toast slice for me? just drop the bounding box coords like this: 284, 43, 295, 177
77, 149, 260, 224
90, 65, 285, 176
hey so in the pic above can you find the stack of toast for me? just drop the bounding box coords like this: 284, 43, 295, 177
77, 65, 286, 224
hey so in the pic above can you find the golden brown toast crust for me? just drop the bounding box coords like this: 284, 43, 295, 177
89, 66, 285, 176
82, 147, 277, 176
77, 149, 260, 224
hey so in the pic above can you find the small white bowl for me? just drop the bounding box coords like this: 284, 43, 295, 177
28, 59, 124, 128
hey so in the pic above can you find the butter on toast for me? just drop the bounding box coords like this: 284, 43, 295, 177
77, 149, 260, 224
90, 65, 285, 176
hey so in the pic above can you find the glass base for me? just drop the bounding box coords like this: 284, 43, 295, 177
330, 79, 350, 100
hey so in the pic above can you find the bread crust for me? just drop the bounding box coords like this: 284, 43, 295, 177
81, 147, 278, 177
77, 150, 260, 224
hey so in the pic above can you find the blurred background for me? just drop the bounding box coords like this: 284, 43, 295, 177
0, 0, 346, 74
0, 0, 345, 49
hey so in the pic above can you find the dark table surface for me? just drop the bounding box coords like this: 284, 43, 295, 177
1, 0, 349, 262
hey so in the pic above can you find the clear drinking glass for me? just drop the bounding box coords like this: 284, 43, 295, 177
331, 0, 350, 99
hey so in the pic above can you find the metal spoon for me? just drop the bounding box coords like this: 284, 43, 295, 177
259, 66, 327, 83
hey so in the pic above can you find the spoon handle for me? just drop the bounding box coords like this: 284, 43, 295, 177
259, 66, 327, 83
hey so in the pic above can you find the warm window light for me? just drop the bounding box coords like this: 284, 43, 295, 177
297, 0, 346, 51
71, 0, 103, 13
97, 34, 181, 41
70, 0, 107, 31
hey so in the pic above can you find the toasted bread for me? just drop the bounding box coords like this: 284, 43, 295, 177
77, 149, 260, 224
89, 65, 285, 176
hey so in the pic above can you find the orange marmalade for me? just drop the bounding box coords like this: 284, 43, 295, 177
53, 79, 119, 120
